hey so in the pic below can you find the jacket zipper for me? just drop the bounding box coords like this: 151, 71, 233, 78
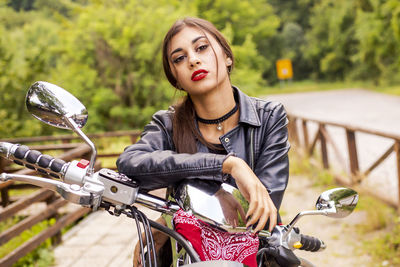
250, 127, 255, 170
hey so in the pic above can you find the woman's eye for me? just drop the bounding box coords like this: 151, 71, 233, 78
197, 44, 208, 51
173, 56, 185, 64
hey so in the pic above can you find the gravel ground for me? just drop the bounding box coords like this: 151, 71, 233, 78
281, 174, 371, 267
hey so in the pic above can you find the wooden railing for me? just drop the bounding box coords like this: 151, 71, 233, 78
287, 114, 400, 208
0, 130, 140, 266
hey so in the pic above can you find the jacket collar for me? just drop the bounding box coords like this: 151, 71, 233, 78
233, 86, 261, 127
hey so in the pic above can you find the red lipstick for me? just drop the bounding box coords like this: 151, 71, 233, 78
191, 69, 208, 81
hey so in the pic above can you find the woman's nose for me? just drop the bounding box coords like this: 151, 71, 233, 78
188, 54, 201, 67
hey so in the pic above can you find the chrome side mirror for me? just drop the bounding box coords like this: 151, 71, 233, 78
26, 81, 88, 129
25, 81, 96, 175
316, 187, 358, 218
284, 187, 358, 239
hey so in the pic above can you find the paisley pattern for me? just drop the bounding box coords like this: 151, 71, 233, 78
173, 209, 259, 267
200, 222, 259, 262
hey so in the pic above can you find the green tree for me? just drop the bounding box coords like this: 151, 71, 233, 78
48, 0, 195, 132
0, 6, 62, 138
351, 0, 400, 84
302, 0, 358, 80
194, 0, 281, 84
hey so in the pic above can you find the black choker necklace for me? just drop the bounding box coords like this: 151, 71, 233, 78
196, 103, 239, 131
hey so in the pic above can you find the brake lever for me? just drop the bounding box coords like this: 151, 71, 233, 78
0, 173, 100, 208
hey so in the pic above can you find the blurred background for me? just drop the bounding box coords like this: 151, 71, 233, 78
1, 1, 400, 266
2, 0, 400, 138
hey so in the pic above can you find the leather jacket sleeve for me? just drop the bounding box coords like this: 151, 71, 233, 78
116, 110, 229, 191
253, 103, 290, 212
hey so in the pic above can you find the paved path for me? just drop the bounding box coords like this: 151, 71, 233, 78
265, 88, 400, 204
281, 175, 370, 266
53, 194, 163, 267
265, 88, 400, 135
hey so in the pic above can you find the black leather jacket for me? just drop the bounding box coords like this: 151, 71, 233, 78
117, 87, 290, 211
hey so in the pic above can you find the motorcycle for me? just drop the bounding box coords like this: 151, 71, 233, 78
0, 81, 359, 267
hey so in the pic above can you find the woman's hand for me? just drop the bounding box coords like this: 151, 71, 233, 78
215, 188, 246, 228
222, 156, 277, 233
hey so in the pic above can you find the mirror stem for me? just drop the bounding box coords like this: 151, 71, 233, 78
283, 210, 334, 240
66, 118, 97, 176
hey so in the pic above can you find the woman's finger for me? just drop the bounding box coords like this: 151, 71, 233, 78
245, 197, 257, 227
255, 203, 269, 233
246, 186, 265, 228
268, 199, 278, 232
251, 187, 268, 231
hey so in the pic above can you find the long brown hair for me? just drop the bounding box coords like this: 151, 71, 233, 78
162, 17, 234, 153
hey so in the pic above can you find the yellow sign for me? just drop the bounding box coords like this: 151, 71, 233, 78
276, 59, 293, 80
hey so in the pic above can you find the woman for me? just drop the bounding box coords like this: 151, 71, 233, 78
117, 17, 290, 266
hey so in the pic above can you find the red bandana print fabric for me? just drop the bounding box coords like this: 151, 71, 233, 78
173, 209, 259, 267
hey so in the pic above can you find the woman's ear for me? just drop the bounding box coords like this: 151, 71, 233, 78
226, 58, 232, 67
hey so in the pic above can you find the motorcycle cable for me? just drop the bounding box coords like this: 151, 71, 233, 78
125, 206, 157, 267
136, 208, 157, 265
128, 207, 153, 267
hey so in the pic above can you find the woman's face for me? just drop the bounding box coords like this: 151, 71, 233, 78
167, 26, 231, 96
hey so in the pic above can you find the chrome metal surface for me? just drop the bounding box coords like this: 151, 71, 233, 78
316, 187, 358, 218
299, 257, 316, 267
0, 173, 93, 206
98, 172, 139, 206
26, 81, 88, 129
26, 81, 96, 175
284, 187, 358, 240
0, 142, 13, 158
174, 180, 249, 232
65, 117, 97, 176
284, 210, 327, 240
136, 193, 180, 214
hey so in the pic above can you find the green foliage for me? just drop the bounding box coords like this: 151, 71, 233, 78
299, 0, 400, 84
0, 216, 55, 266
364, 216, 400, 266
351, 0, 400, 85
356, 194, 399, 266
0, 9, 61, 138
2, 0, 400, 139
302, 0, 358, 80
231, 34, 268, 95
356, 194, 393, 234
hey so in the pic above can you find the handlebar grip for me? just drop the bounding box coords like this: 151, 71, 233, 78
14, 145, 29, 160
299, 234, 325, 252
7, 144, 67, 178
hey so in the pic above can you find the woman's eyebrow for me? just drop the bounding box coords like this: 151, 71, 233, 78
192, 35, 206, 44
170, 36, 207, 57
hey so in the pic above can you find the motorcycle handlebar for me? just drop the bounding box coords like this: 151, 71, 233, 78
299, 234, 325, 252
1, 142, 327, 254
0, 142, 180, 211
0, 142, 69, 179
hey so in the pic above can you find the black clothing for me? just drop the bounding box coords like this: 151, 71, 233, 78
117, 86, 290, 212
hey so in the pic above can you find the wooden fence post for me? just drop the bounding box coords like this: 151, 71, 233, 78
302, 120, 309, 150
130, 134, 138, 144
1, 157, 9, 207
319, 124, 329, 169
288, 116, 299, 146
395, 140, 400, 211
1, 188, 10, 207
46, 193, 62, 246
346, 129, 360, 184
0, 158, 9, 207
